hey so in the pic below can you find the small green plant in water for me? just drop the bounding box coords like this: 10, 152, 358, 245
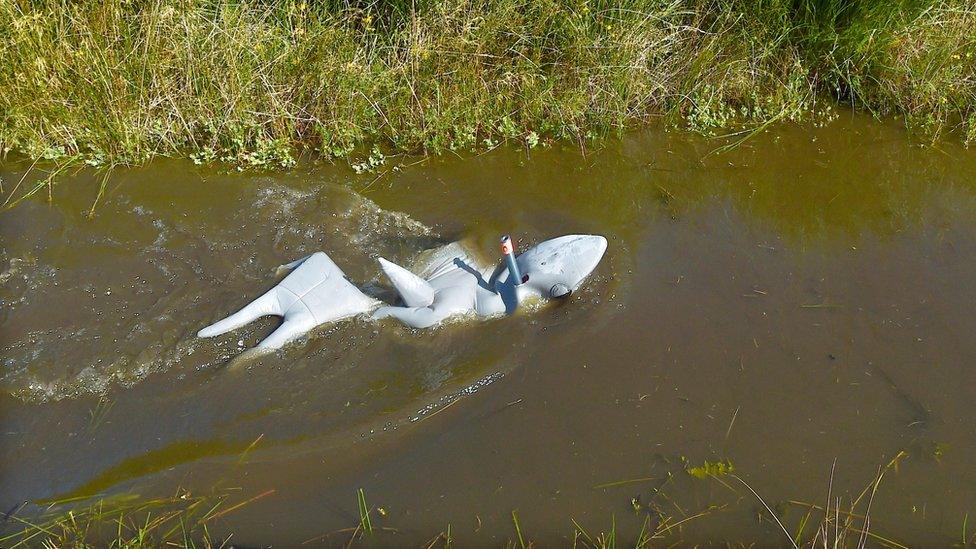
352, 146, 386, 174
686, 459, 735, 479
511, 510, 526, 549
357, 487, 372, 536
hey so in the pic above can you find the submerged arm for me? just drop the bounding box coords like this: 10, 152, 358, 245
372, 306, 446, 329
275, 254, 313, 277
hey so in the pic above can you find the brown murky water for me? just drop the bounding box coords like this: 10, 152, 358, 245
3, 114, 976, 546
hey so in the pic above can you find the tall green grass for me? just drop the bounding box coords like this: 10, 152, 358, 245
1, 492, 230, 548
0, 0, 973, 169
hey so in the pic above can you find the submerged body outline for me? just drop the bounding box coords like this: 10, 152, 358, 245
197, 234, 608, 354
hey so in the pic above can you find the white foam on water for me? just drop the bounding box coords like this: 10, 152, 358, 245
407, 371, 505, 424
2, 181, 437, 403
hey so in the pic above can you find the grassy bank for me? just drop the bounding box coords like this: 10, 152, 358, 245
1, 0, 974, 170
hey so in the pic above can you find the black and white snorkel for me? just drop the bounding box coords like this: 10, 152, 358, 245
500, 235, 525, 285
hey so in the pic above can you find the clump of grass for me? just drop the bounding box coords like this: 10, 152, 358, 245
301, 488, 397, 546
1, 0, 973, 176
0, 489, 256, 548
783, 452, 910, 548
683, 452, 911, 548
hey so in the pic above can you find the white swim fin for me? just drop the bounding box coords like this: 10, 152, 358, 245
377, 257, 435, 307
197, 287, 286, 338
198, 252, 379, 352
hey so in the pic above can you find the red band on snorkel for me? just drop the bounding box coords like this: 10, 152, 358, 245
500, 236, 515, 256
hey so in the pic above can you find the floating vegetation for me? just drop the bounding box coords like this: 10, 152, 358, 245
685, 458, 735, 479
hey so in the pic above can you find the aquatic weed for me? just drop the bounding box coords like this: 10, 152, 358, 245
685, 458, 735, 479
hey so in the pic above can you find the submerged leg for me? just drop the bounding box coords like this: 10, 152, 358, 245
199, 250, 385, 358
197, 288, 284, 338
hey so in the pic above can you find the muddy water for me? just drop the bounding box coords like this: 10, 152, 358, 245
3, 115, 976, 545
